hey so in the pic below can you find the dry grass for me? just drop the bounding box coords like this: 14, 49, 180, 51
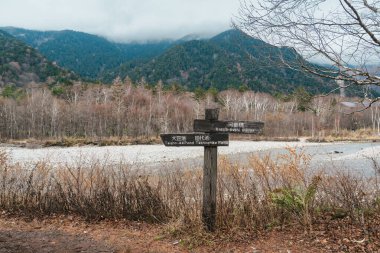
308, 128, 380, 142
0, 148, 379, 246
3, 128, 380, 148
0, 153, 168, 222
3, 136, 161, 148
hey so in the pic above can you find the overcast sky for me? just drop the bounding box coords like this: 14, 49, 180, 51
0, 0, 241, 42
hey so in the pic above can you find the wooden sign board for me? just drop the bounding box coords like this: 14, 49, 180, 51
160, 133, 229, 146
194, 120, 264, 134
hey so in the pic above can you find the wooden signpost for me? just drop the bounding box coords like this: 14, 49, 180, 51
194, 119, 264, 134
160, 108, 264, 231
160, 133, 229, 146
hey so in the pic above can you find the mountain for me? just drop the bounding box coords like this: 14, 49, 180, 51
2, 27, 344, 95
177, 33, 213, 42
111, 30, 337, 94
2, 27, 173, 79
0, 30, 76, 87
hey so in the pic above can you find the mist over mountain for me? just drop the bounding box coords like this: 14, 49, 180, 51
110, 30, 337, 94
2, 27, 173, 79
1, 27, 345, 95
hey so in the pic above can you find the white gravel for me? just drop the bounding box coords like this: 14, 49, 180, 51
1, 141, 332, 168
334, 145, 380, 161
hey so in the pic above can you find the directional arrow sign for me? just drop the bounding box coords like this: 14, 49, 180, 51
160, 133, 229, 146
193, 120, 264, 134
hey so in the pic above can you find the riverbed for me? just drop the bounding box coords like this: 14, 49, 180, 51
2, 141, 380, 176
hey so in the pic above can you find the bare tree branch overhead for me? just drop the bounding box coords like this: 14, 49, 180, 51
235, 0, 380, 90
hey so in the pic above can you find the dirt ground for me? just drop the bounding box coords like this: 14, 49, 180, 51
0, 214, 378, 253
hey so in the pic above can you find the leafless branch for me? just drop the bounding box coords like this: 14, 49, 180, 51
236, 0, 380, 99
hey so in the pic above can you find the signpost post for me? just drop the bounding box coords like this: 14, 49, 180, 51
160, 108, 264, 231
202, 108, 220, 232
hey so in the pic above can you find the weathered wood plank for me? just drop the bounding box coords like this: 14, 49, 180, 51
205, 108, 219, 121
194, 119, 264, 134
202, 108, 219, 231
203, 146, 217, 232
160, 133, 229, 146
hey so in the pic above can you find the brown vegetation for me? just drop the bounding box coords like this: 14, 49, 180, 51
0, 148, 379, 251
1, 79, 380, 143
307, 128, 380, 142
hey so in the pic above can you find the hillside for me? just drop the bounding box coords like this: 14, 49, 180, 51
2, 27, 173, 79
111, 30, 337, 94
0, 30, 76, 87
2, 27, 348, 95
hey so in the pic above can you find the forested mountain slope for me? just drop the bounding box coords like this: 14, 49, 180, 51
0, 30, 76, 87
112, 30, 336, 94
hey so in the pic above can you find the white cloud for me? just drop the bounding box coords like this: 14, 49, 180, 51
0, 0, 240, 41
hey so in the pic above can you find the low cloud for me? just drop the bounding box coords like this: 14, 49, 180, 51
0, 0, 240, 41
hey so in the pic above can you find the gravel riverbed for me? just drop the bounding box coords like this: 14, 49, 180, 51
1, 141, 327, 167
2, 141, 380, 174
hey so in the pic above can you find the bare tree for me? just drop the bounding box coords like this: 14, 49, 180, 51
236, 0, 380, 98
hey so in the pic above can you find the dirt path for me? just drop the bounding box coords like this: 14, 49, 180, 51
0, 215, 377, 252
0, 216, 187, 253
0, 216, 316, 253
0, 229, 113, 253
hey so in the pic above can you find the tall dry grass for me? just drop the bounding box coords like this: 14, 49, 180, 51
0, 148, 379, 237
0, 151, 168, 222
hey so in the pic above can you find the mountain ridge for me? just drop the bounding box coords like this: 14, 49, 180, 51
1, 27, 173, 79
0, 29, 77, 88
2, 27, 342, 95
110, 29, 337, 94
